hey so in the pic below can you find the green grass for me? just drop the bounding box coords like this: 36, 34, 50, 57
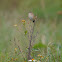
0, 0, 62, 62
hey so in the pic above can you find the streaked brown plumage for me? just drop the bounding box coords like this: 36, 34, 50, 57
28, 12, 37, 23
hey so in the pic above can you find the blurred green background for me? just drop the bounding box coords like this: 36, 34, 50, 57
0, 0, 62, 61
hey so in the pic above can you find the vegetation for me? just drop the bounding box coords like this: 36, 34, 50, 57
0, 0, 62, 62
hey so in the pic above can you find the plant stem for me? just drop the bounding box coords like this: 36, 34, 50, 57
28, 22, 35, 60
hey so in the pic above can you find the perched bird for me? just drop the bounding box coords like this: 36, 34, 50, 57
28, 12, 37, 23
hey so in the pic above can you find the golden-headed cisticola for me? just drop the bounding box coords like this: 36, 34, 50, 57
28, 12, 37, 23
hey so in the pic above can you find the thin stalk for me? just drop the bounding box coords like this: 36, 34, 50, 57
28, 22, 35, 60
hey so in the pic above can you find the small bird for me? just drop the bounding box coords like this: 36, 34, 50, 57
28, 12, 37, 23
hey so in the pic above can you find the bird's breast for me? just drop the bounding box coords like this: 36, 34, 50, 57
28, 13, 34, 20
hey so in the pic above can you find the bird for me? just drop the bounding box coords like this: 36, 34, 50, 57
28, 12, 37, 23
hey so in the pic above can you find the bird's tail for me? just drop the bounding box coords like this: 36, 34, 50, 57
33, 16, 37, 23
